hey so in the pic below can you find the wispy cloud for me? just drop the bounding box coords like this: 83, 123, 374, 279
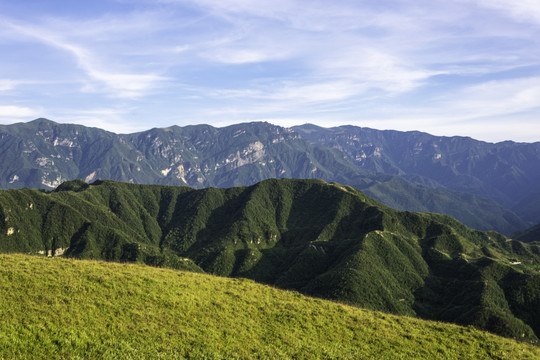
0, 79, 21, 92
0, 17, 169, 99
472, 0, 540, 24
323, 76, 540, 142
450, 77, 540, 117
380, 77, 540, 122
51, 107, 148, 134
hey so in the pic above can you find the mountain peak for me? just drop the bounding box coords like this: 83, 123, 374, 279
29, 118, 58, 125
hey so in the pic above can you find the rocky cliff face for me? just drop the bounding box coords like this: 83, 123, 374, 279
0, 119, 361, 190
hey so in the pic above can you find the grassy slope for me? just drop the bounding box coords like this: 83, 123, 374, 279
0, 254, 539, 360
1, 179, 540, 343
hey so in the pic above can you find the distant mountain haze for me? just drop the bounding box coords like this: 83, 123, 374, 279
513, 222, 540, 243
293, 124, 540, 209
0, 118, 538, 234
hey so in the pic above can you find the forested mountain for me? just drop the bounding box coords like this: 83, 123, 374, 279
512, 192, 540, 225
0, 118, 533, 234
1, 178, 539, 343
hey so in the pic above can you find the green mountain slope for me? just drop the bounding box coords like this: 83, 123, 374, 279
512, 192, 540, 226
0, 118, 529, 234
1, 254, 539, 359
1, 178, 539, 342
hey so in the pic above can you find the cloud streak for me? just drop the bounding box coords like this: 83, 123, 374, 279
0, 79, 21, 92
0, 105, 41, 118
0, 17, 168, 99
473, 0, 540, 24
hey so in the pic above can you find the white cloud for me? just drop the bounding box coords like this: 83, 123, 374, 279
316, 47, 440, 94
209, 80, 363, 103
197, 47, 438, 111
202, 48, 288, 64
331, 76, 540, 142
0, 80, 20, 92
173, 45, 191, 53
446, 77, 540, 119
0, 105, 40, 118
82, 69, 168, 99
473, 0, 540, 24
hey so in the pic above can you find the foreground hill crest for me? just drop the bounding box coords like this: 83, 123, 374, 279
2, 254, 539, 359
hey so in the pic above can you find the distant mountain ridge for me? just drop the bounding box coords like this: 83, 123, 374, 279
293, 124, 540, 209
513, 222, 540, 243
0, 118, 363, 189
0, 118, 536, 234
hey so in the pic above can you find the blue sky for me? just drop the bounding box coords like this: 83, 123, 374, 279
0, 0, 539, 142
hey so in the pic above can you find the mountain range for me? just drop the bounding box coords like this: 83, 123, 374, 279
294, 124, 540, 208
1, 178, 539, 343
1, 118, 539, 235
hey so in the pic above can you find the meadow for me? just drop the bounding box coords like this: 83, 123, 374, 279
0, 254, 538, 359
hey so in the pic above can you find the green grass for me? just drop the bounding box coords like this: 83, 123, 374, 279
0, 254, 539, 359
1, 178, 540, 342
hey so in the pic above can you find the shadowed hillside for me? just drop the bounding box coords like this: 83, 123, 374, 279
513, 222, 540, 243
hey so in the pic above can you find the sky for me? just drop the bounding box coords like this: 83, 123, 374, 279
0, 0, 539, 142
